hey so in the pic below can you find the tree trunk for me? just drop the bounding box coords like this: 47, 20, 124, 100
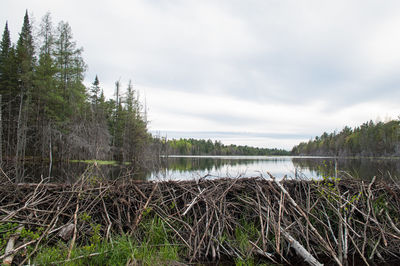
0, 94, 3, 164
16, 91, 28, 182
15, 92, 24, 181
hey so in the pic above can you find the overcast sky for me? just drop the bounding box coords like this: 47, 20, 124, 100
3, 1, 400, 149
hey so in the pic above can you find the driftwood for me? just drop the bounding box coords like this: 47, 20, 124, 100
2, 225, 23, 265
0, 172, 400, 265
280, 229, 322, 266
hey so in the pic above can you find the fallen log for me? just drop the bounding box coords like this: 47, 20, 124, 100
2, 225, 23, 265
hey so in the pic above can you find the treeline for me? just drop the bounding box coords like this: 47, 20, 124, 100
0, 11, 150, 177
291, 119, 400, 156
165, 138, 290, 156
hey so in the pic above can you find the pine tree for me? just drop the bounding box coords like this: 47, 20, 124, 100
0, 12, 153, 171
120, 80, 149, 163
54, 20, 87, 122
0, 22, 11, 80
17, 10, 35, 87
90, 75, 100, 106
1, 45, 18, 159
33, 12, 59, 158
87, 76, 110, 159
15, 10, 36, 179
36, 13, 60, 121
0, 22, 11, 160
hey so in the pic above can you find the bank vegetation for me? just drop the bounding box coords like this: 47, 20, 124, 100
292, 119, 400, 157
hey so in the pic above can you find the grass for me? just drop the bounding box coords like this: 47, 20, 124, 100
32, 237, 180, 266
30, 215, 272, 265
69, 159, 120, 165
32, 216, 180, 266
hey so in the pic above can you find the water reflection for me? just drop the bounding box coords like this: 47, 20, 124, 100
19, 161, 149, 183
15, 156, 400, 182
292, 157, 400, 180
150, 156, 316, 180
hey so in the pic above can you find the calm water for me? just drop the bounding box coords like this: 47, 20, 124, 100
19, 156, 400, 182
149, 156, 400, 181
150, 156, 314, 180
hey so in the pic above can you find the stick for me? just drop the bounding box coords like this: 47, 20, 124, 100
1, 239, 37, 262
132, 183, 158, 230
67, 197, 79, 260
68, 177, 85, 260
277, 191, 284, 254
50, 251, 104, 265
268, 172, 343, 266
280, 229, 323, 266
182, 188, 205, 216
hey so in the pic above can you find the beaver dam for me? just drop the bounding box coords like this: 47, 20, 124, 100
1, 171, 400, 265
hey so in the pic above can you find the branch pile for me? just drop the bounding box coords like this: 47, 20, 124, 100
1, 172, 400, 265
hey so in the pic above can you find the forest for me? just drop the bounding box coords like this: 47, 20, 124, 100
165, 138, 290, 155
3, 10, 397, 183
0, 11, 153, 179
291, 119, 400, 156
0, 11, 291, 181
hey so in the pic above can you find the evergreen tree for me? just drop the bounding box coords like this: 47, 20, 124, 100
90, 75, 100, 106
15, 10, 36, 179
36, 13, 61, 123
16, 10, 35, 89
291, 119, 400, 156
0, 43, 18, 159
122, 81, 138, 161
0, 22, 11, 162
54, 20, 86, 123
86, 76, 110, 159
33, 12, 59, 158
0, 11, 154, 175
0, 23, 11, 159
0, 22, 11, 80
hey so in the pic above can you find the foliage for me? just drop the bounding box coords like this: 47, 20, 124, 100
164, 138, 290, 156
32, 217, 180, 266
292, 119, 400, 156
0, 11, 150, 178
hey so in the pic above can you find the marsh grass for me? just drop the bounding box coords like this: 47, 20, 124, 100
69, 160, 120, 166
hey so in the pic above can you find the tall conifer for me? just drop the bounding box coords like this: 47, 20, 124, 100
15, 10, 35, 179
54, 21, 86, 121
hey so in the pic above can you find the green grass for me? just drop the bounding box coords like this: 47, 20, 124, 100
69, 159, 120, 166
21, 212, 279, 265
32, 216, 180, 266
69, 159, 133, 166
33, 236, 180, 266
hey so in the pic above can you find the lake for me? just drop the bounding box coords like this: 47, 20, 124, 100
149, 155, 400, 181
21, 155, 400, 182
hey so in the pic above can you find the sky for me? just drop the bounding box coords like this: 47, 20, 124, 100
2, 0, 400, 150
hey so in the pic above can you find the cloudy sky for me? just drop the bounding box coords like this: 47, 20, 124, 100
3, 1, 400, 149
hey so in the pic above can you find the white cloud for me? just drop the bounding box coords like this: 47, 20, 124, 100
2, 0, 400, 149
143, 84, 400, 149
